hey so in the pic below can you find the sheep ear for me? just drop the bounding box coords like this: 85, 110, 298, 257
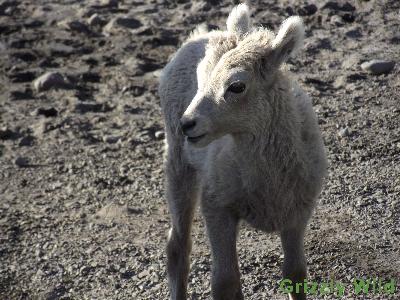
271, 16, 304, 64
226, 3, 251, 38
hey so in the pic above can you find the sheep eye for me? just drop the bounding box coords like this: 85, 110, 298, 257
227, 82, 246, 94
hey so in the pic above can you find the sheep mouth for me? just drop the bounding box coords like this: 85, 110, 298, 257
187, 134, 206, 143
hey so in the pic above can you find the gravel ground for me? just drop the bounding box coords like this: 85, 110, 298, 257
0, 0, 399, 299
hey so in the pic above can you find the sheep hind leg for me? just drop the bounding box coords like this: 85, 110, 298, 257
165, 154, 198, 300
203, 206, 243, 300
280, 224, 308, 300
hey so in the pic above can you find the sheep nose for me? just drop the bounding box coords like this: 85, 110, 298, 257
180, 119, 196, 135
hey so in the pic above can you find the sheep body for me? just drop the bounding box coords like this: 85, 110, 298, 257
159, 4, 327, 300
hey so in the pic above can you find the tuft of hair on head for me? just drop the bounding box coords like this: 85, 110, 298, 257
271, 16, 305, 64
188, 23, 209, 41
226, 3, 251, 38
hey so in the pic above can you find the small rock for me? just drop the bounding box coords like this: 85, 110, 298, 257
15, 156, 29, 167
120, 270, 135, 280
361, 60, 395, 75
38, 58, 59, 68
24, 19, 44, 29
49, 43, 75, 57
135, 58, 162, 73
10, 71, 36, 83
79, 266, 90, 276
80, 71, 101, 82
390, 35, 400, 45
346, 73, 367, 82
333, 75, 347, 89
19, 136, 35, 147
11, 51, 37, 62
0, 0, 19, 15
342, 54, 362, 70
345, 28, 362, 39
88, 13, 104, 26
73, 101, 112, 114
103, 135, 121, 144
330, 15, 344, 26
154, 130, 164, 140
138, 269, 150, 279
121, 84, 146, 96
0, 127, 17, 140
58, 20, 91, 34
32, 120, 52, 138
102, 0, 118, 7
104, 16, 142, 33
41, 285, 67, 300
298, 4, 318, 16
338, 127, 350, 138
303, 77, 330, 91
33, 72, 68, 92
0, 42, 6, 51
342, 13, 355, 23
10, 89, 34, 101
124, 57, 144, 76
35, 107, 58, 117
322, 1, 355, 12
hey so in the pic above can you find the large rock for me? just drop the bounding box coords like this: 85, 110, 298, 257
361, 60, 395, 75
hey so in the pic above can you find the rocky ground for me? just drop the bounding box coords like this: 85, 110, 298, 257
0, 0, 399, 299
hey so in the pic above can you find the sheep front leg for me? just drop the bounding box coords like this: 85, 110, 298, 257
280, 225, 307, 300
203, 207, 243, 300
165, 158, 198, 300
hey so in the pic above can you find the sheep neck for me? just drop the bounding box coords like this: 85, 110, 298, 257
232, 82, 302, 193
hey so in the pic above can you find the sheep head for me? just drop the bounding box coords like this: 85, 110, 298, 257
181, 4, 305, 147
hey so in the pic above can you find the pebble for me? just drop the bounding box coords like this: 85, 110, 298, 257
88, 13, 104, 26
345, 28, 362, 39
10, 71, 36, 83
338, 127, 350, 137
58, 20, 90, 34
15, 156, 29, 167
124, 57, 145, 76
32, 120, 51, 138
0, 127, 17, 140
103, 135, 121, 144
361, 59, 395, 75
342, 54, 361, 70
49, 43, 75, 57
322, 1, 355, 12
104, 17, 142, 33
73, 101, 112, 114
101, 0, 119, 7
19, 136, 35, 147
342, 13, 355, 23
11, 51, 37, 62
330, 15, 344, 26
298, 4, 318, 16
154, 130, 164, 140
35, 107, 58, 117
138, 269, 149, 279
33, 72, 68, 92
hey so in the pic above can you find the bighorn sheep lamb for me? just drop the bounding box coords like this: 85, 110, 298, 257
158, 4, 327, 300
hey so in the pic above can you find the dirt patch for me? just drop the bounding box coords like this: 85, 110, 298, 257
0, 0, 399, 299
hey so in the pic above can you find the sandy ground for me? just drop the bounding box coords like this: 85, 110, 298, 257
0, 0, 399, 299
